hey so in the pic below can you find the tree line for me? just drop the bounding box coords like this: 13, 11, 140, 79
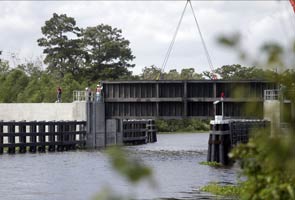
0, 13, 294, 104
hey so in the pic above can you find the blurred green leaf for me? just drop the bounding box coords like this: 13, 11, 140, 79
106, 147, 152, 183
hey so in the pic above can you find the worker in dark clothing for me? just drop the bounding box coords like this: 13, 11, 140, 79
57, 86, 62, 103
85, 87, 92, 101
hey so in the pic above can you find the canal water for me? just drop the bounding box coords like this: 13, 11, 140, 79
0, 133, 239, 200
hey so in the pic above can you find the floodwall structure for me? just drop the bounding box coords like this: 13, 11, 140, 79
102, 80, 277, 119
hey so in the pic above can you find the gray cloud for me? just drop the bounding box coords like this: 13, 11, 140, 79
0, 1, 294, 75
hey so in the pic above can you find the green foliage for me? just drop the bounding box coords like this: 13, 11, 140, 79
37, 13, 83, 78
0, 59, 9, 75
215, 33, 295, 200
82, 24, 134, 81
201, 183, 241, 197
106, 147, 152, 183
140, 65, 204, 80
202, 64, 279, 81
155, 119, 209, 132
37, 13, 135, 81
0, 59, 89, 103
230, 131, 295, 200
60, 73, 82, 102
199, 161, 222, 167
140, 65, 162, 80
214, 64, 276, 80
0, 69, 29, 103
180, 68, 203, 79
141, 63, 283, 81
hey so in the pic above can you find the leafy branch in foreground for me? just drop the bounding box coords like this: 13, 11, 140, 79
106, 147, 152, 183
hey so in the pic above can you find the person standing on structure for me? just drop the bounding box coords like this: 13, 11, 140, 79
57, 86, 62, 103
85, 87, 92, 101
96, 82, 103, 102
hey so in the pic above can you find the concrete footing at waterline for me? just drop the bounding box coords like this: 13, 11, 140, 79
86, 101, 123, 149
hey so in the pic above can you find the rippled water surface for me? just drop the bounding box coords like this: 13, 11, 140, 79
0, 133, 238, 200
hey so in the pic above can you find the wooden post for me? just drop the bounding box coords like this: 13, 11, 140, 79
19, 121, 26, 153
207, 134, 212, 162
29, 122, 37, 153
64, 122, 70, 151
8, 121, 15, 154
78, 122, 85, 147
69, 122, 76, 150
219, 134, 225, 165
48, 122, 56, 152
210, 134, 216, 162
38, 122, 46, 152
0, 121, 3, 154
57, 122, 63, 151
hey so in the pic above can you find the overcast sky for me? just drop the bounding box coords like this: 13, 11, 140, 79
0, 1, 294, 75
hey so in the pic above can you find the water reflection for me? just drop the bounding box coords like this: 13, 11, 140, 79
0, 133, 238, 200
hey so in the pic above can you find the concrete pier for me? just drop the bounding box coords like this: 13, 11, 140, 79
86, 102, 105, 148
207, 118, 270, 165
85, 102, 124, 148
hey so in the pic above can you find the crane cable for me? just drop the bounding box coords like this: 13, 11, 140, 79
158, 0, 216, 80
157, 0, 189, 80
188, 0, 215, 75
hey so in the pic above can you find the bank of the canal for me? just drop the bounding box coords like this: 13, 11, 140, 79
0, 133, 238, 200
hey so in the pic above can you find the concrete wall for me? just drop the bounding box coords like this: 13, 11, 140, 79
0, 102, 86, 121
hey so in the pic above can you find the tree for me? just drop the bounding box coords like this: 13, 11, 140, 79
0, 69, 29, 103
37, 13, 84, 78
140, 66, 204, 80
81, 24, 135, 81
202, 64, 278, 80
180, 68, 203, 80
140, 65, 162, 80
0, 59, 9, 75
165, 69, 180, 80
202, 71, 217, 80
16, 59, 43, 78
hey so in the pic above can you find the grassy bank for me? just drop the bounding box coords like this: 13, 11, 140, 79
201, 183, 241, 198
155, 119, 210, 133
199, 161, 223, 167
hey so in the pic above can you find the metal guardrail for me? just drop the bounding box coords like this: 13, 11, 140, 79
264, 89, 280, 100
73, 90, 105, 102
73, 90, 95, 102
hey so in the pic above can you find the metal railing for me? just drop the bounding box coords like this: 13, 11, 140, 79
73, 90, 95, 102
264, 89, 280, 100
